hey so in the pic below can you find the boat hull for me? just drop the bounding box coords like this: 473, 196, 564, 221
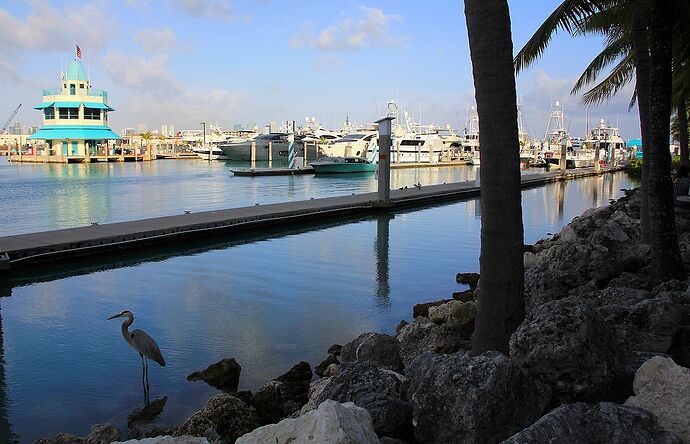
311, 163, 376, 174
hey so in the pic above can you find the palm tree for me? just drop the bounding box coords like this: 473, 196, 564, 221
464, 0, 524, 354
515, 0, 685, 282
646, 0, 683, 280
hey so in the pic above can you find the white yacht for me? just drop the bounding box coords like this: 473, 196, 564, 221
193, 144, 227, 160
218, 133, 318, 162
584, 119, 627, 165
319, 131, 377, 158
461, 107, 480, 165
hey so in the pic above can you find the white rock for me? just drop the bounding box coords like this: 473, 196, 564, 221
625, 356, 690, 442
237, 399, 379, 444
115, 436, 209, 444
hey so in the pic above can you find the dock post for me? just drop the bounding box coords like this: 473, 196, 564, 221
375, 116, 395, 206
251, 141, 256, 165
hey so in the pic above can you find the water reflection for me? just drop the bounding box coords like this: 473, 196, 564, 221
0, 306, 17, 443
374, 214, 393, 308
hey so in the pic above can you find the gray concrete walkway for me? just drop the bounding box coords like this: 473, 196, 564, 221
0, 167, 623, 271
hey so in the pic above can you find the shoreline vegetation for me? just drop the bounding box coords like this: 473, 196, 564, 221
36, 184, 690, 443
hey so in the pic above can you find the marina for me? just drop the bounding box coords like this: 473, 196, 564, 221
0, 154, 636, 442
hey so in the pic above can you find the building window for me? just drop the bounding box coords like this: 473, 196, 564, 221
58, 107, 79, 119
70, 84, 75, 95
79, 84, 84, 89
44, 107, 55, 119
84, 108, 101, 120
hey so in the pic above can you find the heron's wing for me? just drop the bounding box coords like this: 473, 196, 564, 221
131, 328, 166, 366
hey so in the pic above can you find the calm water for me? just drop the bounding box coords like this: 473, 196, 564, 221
0, 157, 635, 442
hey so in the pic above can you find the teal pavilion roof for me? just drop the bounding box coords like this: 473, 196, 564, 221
65, 59, 88, 81
28, 125, 121, 140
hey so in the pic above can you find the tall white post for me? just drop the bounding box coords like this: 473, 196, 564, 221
375, 116, 395, 205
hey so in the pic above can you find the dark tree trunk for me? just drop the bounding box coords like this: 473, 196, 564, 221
647, 0, 683, 281
465, 0, 524, 354
678, 97, 689, 166
631, 0, 652, 243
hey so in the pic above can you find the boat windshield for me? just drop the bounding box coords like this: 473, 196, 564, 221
335, 133, 368, 142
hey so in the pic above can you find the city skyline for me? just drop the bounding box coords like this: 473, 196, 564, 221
1, 0, 642, 139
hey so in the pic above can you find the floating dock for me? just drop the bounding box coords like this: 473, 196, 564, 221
0, 167, 624, 272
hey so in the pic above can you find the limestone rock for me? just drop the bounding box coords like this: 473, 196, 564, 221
327, 344, 342, 356
323, 363, 339, 377
455, 272, 479, 289
427, 300, 475, 326
341, 332, 403, 372
406, 351, 550, 444
397, 317, 471, 368
412, 299, 452, 318
625, 356, 690, 442
128, 397, 167, 439
316, 361, 412, 438
36, 424, 122, 444
175, 394, 258, 443
186, 358, 241, 393
299, 377, 332, 415
253, 361, 313, 425
501, 402, 683, 444
452, 289, 474, 302
510, 297, 618, 404
87, 424, 121, 443
236, 400, 378, 444
315, 354, 339, 377
115, 437, 209, 444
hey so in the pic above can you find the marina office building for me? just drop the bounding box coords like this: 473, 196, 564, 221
27, 58, 120, 159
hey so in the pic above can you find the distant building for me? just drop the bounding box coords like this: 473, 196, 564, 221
161, 124, 175, 137
10, 122, 21, 135
28, 58, 120, 155
136, 123, 148, 134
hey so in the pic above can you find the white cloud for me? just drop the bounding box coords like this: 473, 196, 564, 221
0, 0, 113, 55
100, 51, 246, 128
291, 6, 407, 52
101, 52, 181, 99
134, 28, 178, 54
173, 0, 250, 21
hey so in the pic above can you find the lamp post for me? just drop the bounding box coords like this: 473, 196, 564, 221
200, 121, 207, 161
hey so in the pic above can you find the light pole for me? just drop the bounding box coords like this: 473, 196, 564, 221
200, 121, 207, 161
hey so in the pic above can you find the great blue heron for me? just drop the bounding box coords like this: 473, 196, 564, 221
108, 310, 165, 402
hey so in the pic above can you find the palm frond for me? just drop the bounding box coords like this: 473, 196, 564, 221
580, 54, 635, 105
514, 0, 606, 73
572, 36, 632, 94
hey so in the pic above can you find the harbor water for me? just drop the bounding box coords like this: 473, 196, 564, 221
0, 157, 636, 442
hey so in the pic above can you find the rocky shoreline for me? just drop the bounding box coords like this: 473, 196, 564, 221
37, 188, 690, 443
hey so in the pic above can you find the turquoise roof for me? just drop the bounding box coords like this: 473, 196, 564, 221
34, 102, 55, 109
53, 101, 80, 108
83, 102, 114, 111
28, 125, 121, 140
65, 59, 88, 81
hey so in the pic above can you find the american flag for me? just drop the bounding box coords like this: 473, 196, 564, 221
76, 45, 82, 58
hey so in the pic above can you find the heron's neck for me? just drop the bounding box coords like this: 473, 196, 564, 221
121, 315, 134, 345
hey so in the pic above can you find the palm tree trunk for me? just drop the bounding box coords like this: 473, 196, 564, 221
678, 97, 689, 166
647, 0, 683, 281
465, 0, 524, 354
632, 0, 651, 243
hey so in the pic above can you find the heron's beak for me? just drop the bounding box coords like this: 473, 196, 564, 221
107, 313, 123, 320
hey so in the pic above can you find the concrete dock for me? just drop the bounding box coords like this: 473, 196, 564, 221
0, 167, 624, 272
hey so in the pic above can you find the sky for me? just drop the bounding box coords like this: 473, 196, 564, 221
0, 0, 641, 139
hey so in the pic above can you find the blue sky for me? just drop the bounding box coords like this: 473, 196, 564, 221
0, 0, 640, 139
